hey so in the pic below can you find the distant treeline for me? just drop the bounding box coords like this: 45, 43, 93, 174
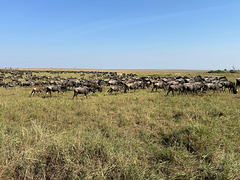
208, 69, 239, 73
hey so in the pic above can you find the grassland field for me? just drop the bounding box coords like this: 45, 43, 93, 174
0, 69, 240, 179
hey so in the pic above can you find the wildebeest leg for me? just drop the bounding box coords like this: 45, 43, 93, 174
178, 89, 181, 95
84, 92, 87, 98
212, 89, 216, 95
31, 90, 35, 97
73, 92, 78, 99
151, 86, 155, 92
167, 89, 171, 96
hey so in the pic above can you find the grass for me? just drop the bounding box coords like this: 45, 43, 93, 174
0, 70, 240, 179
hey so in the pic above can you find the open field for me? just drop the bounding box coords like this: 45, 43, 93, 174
0, 69, 240, 179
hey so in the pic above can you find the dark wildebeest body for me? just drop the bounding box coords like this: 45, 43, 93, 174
107, 86, 125, 93
205, 83, 224, 94
166, 84, 184, 96
222, 81, 236, 92
107, 80, 120, 86
46, 85, 63, 97
21, 81, 33, 86
87, 83, 102, 92
183, 83, 205, 94
73, 87, 95, 99
232, 85, 238, 94
31, 86, 45, 97
124, 83, 139, 93
236, 78, 240, 87
152, 81, 167, 92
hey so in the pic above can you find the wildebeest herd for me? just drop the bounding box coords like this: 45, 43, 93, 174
0, 69, 239, 99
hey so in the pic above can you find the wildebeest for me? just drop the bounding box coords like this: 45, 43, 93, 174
232, 85, 238, 94
73, 86, 95, 99
107, 79, 120, 86
45, 85, 63, 97
124, 83, 139, 93
152, 81, 167, 92
107, 85, 125, 93
222, 81, 236, 92
167, 84, 183, 96
20, 81, 34, 86
166, 84, 184, 96
0, 81, 7, 88
31, 86, 45, 97
86, 83, 102, 92
236, 78, 240, 87
183, 82, 205, 94
204, 82, 224, 93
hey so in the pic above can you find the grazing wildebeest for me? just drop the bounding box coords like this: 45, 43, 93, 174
45, 85, 63, 97
142, 78, 151, 89
20, 81, 34, 86
31, 86, 45, 97
0, 81, 7, 88
107, 79, 120, 86
107, 85, 125, 93
233, 85, 238, 94
166, 84, 184, 96
152, 81, 167, 92
204, 82, 223, 93
222, 81, 236, 92
34, 81, 43, 86
219, 76, 228, 81
87, 83, 102, 92
73, 86, 95, 99
124, 83, 139, 93
183, 83, 205, 94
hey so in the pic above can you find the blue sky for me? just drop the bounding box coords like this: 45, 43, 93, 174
0, 0, 240, 70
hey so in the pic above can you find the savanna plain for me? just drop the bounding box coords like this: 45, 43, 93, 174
0, 69, 240, 179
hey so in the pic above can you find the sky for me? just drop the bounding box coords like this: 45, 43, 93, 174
0, 0, 240, 70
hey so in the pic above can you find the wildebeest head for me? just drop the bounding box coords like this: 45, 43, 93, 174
87, 87, 96, 93
233, 85, 238, 94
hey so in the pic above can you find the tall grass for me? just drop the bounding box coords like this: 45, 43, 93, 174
0, 71, 240, 179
